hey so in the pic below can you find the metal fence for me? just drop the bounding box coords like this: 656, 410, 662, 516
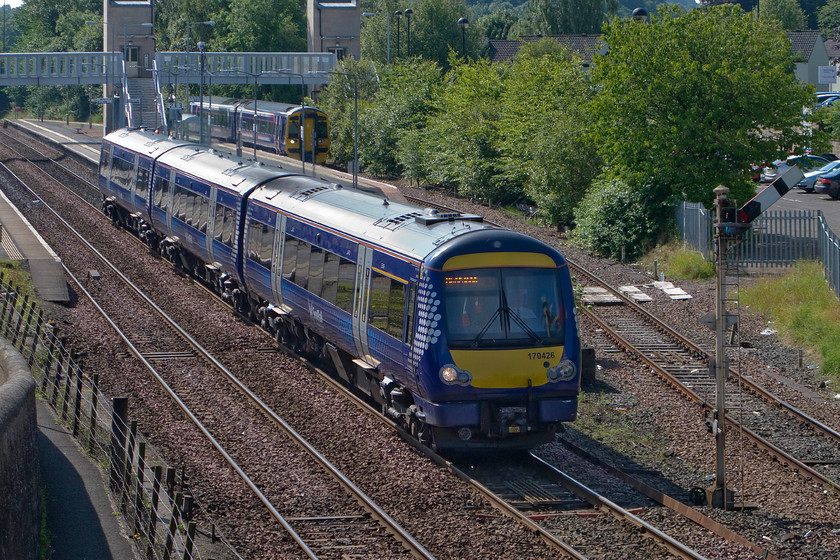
677, 202, 840, 298
0, 271, 241, 560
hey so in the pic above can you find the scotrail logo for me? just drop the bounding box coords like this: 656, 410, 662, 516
308, 301, 324, 324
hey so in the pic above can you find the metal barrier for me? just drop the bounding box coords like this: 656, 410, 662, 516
677, 202, 840, 297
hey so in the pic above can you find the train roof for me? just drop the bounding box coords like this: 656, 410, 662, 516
102, 127, 193, 158
192, 97, 324, 116
251, 177, 499, 262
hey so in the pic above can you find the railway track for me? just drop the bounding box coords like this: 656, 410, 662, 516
0, 134, 434, 559
5, 123, 837, 558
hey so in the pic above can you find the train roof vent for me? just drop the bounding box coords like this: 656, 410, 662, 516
291, 185, 330, 200
374, 212, 423, 230
415, 208, 484, 226
222, 164, 251, 176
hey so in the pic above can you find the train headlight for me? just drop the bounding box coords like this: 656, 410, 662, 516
547, 359, 577, 382
440, 365, 472, 386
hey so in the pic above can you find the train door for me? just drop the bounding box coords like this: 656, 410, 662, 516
352, 245, 374, 360
271, 213, 287, 305
206, 188, 218, 262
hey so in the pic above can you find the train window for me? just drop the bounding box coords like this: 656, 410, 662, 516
197, 195, 209, 234
308, 247, 325, 296
153, 176, 170, 211
282, 235, 298, 281
335, 258, 356, 313
184, 190, 195, 226
294, 240, 311, 289
171, 186, 182, 220
99, 149, 110, 177
320, 252, 340, 304
315, 116, 328, 139
214, 202, 225, 241
405, 281, 417, 343
247, 219, 274, 268
368, 270, 406, 340
288, 116, 299, 138
222, 206, 235, 247
136, 167, 149, 201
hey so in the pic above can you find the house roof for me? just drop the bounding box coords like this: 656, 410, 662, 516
787, 30, 822, 61
488, 35, 606, 65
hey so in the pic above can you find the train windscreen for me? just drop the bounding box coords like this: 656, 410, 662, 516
443, 267, 565, 348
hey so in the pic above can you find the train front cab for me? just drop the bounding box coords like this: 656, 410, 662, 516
282, 108, 330, 164
414, 232, 581, 450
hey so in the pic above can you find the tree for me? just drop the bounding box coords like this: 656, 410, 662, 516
360, 0, 475, 68
498, 40, 601, 226
511, 0, 603, 36
817, 0, 840, 38
758, 0, 807, 30
478, 8, 519, 40
591, 4, 817, 209
420, 56, 513, 201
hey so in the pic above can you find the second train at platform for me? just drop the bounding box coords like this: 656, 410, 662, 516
188, 97, 330, 164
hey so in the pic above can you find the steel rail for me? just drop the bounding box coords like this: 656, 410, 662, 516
529, 453, 710, 560
0, 149, 436, 560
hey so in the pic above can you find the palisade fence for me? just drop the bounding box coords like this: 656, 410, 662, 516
676, 202, 840, 298
0, 271, 236, 560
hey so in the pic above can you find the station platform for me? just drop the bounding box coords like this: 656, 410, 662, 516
0, 187, 69, 303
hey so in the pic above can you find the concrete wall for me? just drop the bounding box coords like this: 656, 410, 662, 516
0, 338, 40, 560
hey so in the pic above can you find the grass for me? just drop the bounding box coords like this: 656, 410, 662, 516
0, 260, 39, 300
639, 241, 715, 281
741, 260, 840, 381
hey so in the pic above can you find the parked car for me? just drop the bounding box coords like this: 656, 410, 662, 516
816, 167, 840, 198
761, 154, 833, 183
796, 160, 840, 192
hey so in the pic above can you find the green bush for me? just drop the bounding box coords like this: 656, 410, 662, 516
573, 176, 674, 261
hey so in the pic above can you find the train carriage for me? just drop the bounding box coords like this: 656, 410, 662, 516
98, 128, 581, 452
189, 98, 330, 164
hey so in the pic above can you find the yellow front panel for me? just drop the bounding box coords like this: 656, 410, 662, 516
449, 346, 565, 389
442, 252, 557, 271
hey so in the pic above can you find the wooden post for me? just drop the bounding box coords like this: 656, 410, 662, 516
50, 341, 68, 409
41, 327, 58, 393
14, 298, 33, 349
72, 369, 83, 437
11, 294, 29, 347
163, 492, 183, 560
109, 397, 129, 492
88, 374, 100, 452
61, 351, 76, 421
182, 522, 196, 560
135, 443, 146, 535
3, 290, 17, 338
0, 287, 12, 332
28, 310, 44, 367
147, 465, 163, 559
123, 420, 138, 505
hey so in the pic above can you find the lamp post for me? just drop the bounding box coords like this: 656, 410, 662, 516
198, 41, 206, 145
458, 17, 469, 58
362, 12, 391, 66
395, 11, 402, 59
186, 21, 215, 55
404, 9, 412, 57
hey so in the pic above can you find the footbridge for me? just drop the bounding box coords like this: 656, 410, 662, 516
0, 51, 335, 133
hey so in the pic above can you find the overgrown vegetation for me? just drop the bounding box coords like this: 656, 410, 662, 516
741, 261, 840, 381
640, 241, 716, 280
0, 261, 39, 301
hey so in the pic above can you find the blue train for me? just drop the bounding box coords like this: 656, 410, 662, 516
98, 127, 582, 451
187, 97, 330, 164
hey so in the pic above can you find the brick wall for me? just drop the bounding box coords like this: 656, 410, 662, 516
0, 337, 40, 560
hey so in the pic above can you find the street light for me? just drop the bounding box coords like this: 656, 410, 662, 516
458, 17, 469, 58
362, 12, 391, 66
404, 9, 413, 57
186, 21, 215, 55
395, 11, 402, 59
198, 41, 206, 145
